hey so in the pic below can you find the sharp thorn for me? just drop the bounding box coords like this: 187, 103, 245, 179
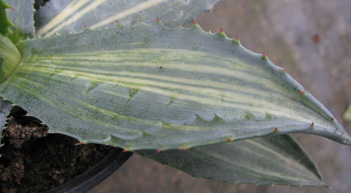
310, 122, 314, 127
192, 18, 197, 24
156, 17, 160, 22
226, 138, 232, 142
235, 35, 239, 41
182, 145, 188, 150
262, 52, 267, 60
75, 142, 84, 146
115, 20, 119, 23
123, 148, 130, 152
156, 148, 162, 153
274, 128, 279, 132
9, 6, 15, 10
298, 90, 305, 95
220, 27, 224, 33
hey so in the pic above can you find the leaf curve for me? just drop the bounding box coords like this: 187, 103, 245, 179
137, 135, 324, 186
34, 0, 220, 38
0, 23, 350, 150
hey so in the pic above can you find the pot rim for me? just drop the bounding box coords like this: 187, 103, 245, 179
44, 148, 133, 193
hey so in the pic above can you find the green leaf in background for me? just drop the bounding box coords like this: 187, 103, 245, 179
4, 0, 35, 39
34, 0, 220, 38
0, 33, 21, 83
0, 97, 13, 145
0, 0, 14, 36
1, 23, 349, 150
137, 135, 323, 186
343, 104, 351, 122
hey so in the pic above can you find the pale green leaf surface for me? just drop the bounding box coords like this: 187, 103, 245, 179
0, 23, 350, 150
137, 135, 323, 186
34, 0, 220, 38
343, 104, 351, 122
4, 0, 35, 37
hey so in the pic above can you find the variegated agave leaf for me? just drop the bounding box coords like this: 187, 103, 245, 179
137, 135, 324, 186
0, 21, 349, 150
34, 0, 220, 37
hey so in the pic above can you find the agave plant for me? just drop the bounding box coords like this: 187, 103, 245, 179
1, 0, 350, 188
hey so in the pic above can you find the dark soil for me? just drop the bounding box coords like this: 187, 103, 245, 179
0, 109, 114, 193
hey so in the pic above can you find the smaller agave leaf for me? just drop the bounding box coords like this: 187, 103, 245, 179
34, 0, 220, 38
0, 0, 14, 36
137, 135, 324, 186
343, 104, 351, 122
3, 0, 35, 39
0, 97, 14, 145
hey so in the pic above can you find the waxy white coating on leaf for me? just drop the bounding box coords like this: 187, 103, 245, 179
0, 23, 350, 150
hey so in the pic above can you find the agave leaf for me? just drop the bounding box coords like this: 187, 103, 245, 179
0, 23, 350, 150
137, 135, 324, 186
34, 0, 220, 38
0, 97, 13, 144
3, 0, 35, 39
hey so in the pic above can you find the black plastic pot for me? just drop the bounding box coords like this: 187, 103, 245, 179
45, 148, 133, 193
